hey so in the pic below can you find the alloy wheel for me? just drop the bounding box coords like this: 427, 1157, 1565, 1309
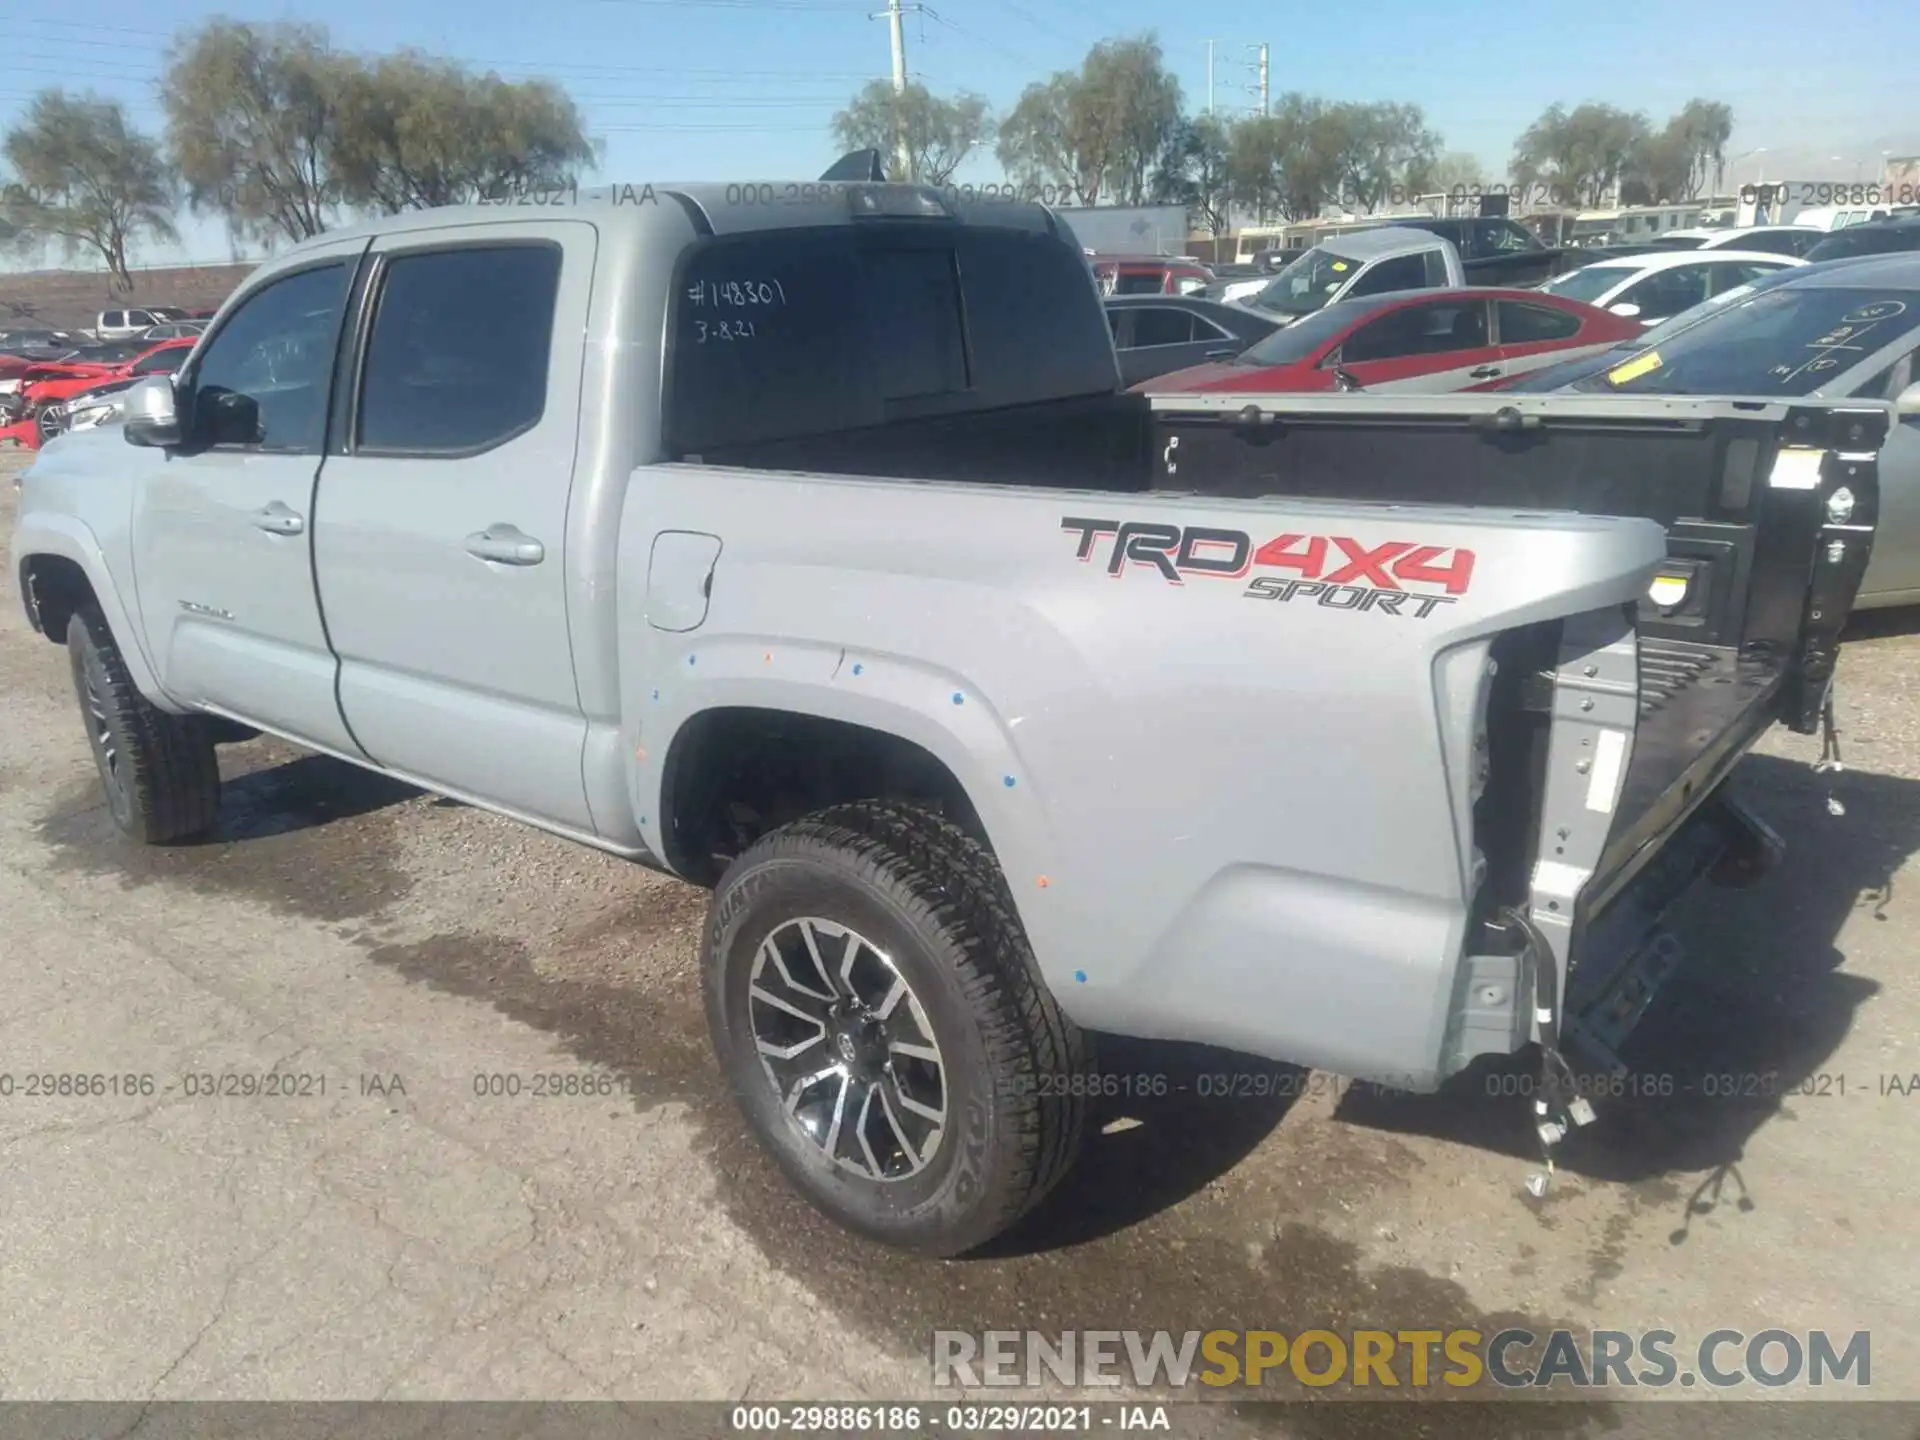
748, 916, 947, 1181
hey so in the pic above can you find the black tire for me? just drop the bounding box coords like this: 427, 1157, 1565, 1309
66, 606, 222, 844
704, 800, 1088, 1256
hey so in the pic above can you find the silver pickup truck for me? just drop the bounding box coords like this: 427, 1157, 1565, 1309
11, 182, 1889, 1256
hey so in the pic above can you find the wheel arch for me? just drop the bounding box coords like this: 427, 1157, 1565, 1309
14, 514, 172, 707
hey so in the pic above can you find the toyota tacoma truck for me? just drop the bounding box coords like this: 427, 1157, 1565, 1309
11, 181, 1889, 1256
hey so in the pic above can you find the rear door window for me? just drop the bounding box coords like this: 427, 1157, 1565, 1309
356, 243, 561, 454
1497, 300, 1581, 343
1348, 253, 1429, 298
1127, 308, 1197, 347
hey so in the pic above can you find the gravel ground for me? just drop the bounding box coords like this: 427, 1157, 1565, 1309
1, 445, 1917, 1436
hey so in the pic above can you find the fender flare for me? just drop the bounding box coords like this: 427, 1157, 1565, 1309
14, 512, 177, 710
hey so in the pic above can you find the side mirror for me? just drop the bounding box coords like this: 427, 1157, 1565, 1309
1895, 380, 1920, 419
1609, 302, 1642, 319
121, 374, 182, 448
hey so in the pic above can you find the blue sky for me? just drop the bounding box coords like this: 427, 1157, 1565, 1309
3, 0, 1916, 267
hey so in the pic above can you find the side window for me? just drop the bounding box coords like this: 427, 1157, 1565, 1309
1348, 253, 1428, 298
190, 262, 352, 453
1422, 249, 1451, 287
1618, 264, 1712, 320
1710, 262, 1777, 295
1740, 232, 1798, 257
1128, 308, 1196, 348
1112, 271, 1166, 296
1497, 300, 1581, 344
131, 347, 183, 375
1342, 302, 1487, 362
101, 312, 123, 329
356, 244, 561, 455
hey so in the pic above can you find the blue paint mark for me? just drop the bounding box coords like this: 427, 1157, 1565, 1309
852, 663, 864, 676
687, 655, 697, 666
640, 816, 648, 826
1073, 969, 1088, 984
1003, 774, 1016, 788
951, 691, 965, 705
651, 689, 660, 701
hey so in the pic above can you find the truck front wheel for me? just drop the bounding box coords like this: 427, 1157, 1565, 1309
66, 607, 222, 844
704, 800, 1087, 1256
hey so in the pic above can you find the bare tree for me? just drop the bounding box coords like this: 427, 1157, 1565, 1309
1, 90, 177, 288
832, 81, 991, 186
332, 52, 597, 211
161, 19, 348, 245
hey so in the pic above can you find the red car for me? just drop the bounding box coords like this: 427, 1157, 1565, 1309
1137, 288, 1642, 395
1092, 254, 1215, 297
0, 337, 196, 450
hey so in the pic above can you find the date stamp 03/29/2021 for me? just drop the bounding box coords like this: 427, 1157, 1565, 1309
3, 1067, 1916, 1103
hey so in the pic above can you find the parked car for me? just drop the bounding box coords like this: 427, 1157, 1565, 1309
0, 328, 83, 360
93, 308, 187, 342
1104, 294, 1281, 385
1537, 254, 1920, 610
1091, 254, 1215, 297
7, 338, 196, 448
32, 376, 153, 446
138, 320, 208, 341
1655, 225, 1826, 258
1805, 216, 1920, 263
1376, 214, 1570, 287
10, 182, 1884, 1256
1494, 255, 1892, 395
1215, 227, 1465, 315
1138, 287, 1641, 395
1538, 251, 1804, 326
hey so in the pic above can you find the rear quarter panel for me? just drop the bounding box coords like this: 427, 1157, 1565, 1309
620, 466, 1665, 1084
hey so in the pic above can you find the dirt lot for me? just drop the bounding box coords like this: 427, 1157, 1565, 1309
1, 263, 251, 330
1, 446, 1916, 1434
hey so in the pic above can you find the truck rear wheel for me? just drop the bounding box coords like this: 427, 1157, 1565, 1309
66, 606, 221, 844
704, 800, 1087, 1256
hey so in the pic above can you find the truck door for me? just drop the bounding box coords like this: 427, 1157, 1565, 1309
311, 220, 597, 832
129, 240, 367, 753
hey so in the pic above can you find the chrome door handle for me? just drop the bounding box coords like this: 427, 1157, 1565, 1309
1469, 365, 1503, 379
465, 524, 545, 566
251, 502, 305, 536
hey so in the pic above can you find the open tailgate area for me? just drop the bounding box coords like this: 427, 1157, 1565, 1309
1146, 391, 1890, 1072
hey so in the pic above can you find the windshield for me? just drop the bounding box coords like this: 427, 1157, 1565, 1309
1245, 246, 1362, 316
1235, 302, 1376, 366
1575, 286, 1920, 396
1540, 266, 1630, 303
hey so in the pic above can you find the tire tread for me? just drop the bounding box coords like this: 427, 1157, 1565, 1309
68, 607, 220, 844
709, 798, 1088, 1251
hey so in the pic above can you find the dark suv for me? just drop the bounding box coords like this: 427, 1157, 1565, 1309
1806, 217, 1920, 263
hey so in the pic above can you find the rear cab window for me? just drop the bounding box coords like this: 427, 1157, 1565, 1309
664, 221, 1114, 456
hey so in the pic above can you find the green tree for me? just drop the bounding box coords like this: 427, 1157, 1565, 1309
995, 35, 1183, 205
332, 52, 597, 211
1511, 102, 1650, 208
1322, 101, 1442, 210
1, 91, 177, 287
831, 80, 991, 185
1150, 113, 1232, 235
161, 19, 348, 245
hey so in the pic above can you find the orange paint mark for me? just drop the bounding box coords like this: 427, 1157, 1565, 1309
1036, 875, 1051, 888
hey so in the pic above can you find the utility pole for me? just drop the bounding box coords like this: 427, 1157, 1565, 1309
1204, 38, 1220, 116
871, 0, 918, 180
1243, 43, 1269, 117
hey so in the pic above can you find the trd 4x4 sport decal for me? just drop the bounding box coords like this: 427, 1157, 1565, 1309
1061, 516, 1476, 620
